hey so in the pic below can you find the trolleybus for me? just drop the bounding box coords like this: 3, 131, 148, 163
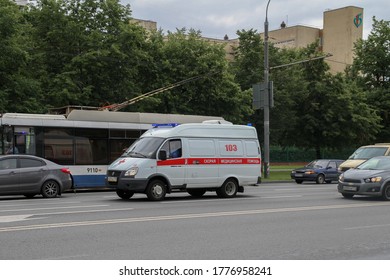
0, 109, 224, 189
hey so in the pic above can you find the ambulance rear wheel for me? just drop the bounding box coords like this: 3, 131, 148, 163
146, 179, 167, 201
216, 179, 238, 198
116, 190, 134, 200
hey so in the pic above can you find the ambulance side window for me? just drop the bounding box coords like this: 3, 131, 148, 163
161, 139, 182, 159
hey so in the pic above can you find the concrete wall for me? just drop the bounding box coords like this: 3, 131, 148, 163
322, 6, 363, 73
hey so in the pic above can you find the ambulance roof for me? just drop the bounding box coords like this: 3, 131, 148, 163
141, 123, 258, 139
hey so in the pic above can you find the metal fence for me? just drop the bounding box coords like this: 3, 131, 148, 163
268, 146, 355, 163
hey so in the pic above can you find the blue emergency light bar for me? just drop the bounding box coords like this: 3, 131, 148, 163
152, 123, 180, 128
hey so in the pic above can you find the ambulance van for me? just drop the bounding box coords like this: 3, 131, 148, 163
105, 121, 262, 200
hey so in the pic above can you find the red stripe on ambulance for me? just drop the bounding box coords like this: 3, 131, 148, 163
157, 158, 261, 166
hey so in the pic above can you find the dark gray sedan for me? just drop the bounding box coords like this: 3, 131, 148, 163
338, 156, 390, 200
0, 155, 73, 198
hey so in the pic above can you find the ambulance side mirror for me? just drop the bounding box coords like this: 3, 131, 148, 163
159, 150, 167, 161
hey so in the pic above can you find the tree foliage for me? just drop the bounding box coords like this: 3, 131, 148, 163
0, 0, 388, 156
233, 31, 381, 157
348, 17, 390, 142
350, 17, 390, 89
0, 0, 41, 112
26, 0, 149, 109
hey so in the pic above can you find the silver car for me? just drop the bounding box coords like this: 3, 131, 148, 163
338, 156, 390, 200
0, 155, 73, 198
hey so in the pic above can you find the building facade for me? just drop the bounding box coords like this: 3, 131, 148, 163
135, 6, 363, 73
322, 6, 363, 73
258, 6, 363, 73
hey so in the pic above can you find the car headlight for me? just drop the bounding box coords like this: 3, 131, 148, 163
339, 173, 344, 182
364, 177, 382, 183
124, 167, 138, 177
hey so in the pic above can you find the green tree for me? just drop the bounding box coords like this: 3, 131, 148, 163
27, 0, 148, 109
268, 47, 308, 146
350, 17, 390, 89
0, 0, 42, 113
232, 32, 381, 157
289, 43, 381, 157
231, 29, 263, 91
348, 17, 390, 142
134, 28, 253, 124
293, 73, 380, 157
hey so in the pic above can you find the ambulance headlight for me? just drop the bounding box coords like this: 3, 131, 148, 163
124, 167, 138, 177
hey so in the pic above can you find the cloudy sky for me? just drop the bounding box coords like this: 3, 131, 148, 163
122, 0, 388, 40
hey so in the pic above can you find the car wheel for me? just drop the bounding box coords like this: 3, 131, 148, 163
342, 193, 354, 199
216, 178, 238, 198
187, 189, 206, 197
295, 180, 303, 184
381, 184, 390, 201
316, 174, 325, 184
116, 189, 134, 200
41, 180, 59, 198
146, 179, 167, 201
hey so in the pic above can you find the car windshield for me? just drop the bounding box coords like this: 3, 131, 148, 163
122, 137, 165, 159
357, 157, 390, 170
349, 147, 388, 160
306, 160, 328, 169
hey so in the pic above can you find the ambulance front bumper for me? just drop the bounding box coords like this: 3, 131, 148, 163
107, 177, 148, 192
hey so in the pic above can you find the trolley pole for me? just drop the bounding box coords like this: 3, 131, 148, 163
263, 0, 271, 178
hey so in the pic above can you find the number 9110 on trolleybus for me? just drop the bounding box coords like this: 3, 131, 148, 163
0, 109, 226, 189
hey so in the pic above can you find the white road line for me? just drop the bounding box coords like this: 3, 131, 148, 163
0, 200, 78, 208
261, 195, 302, 199
0, 204, 109, 213
344, 223, 390, 230
1, 202, 389, 232
0, 208, 134, 223
272, 187, 334, 192
27, 208, 135, 216
0, 215, 34, 223
161, 195, 302, 204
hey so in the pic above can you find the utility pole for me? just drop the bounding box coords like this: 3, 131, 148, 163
263, 0, 271, 178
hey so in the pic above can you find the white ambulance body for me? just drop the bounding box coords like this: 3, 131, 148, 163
106, 121, 261, 200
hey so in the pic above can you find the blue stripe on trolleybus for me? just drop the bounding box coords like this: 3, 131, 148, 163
72, 175, 106, 188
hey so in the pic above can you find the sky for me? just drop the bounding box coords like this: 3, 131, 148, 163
122, 0, 389, 40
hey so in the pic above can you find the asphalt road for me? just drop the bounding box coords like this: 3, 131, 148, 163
1, 182, 390, 260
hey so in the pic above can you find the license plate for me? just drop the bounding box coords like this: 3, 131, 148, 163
107, 176, 118, 183
295, 174, 303, 177
343, 186, 357, 191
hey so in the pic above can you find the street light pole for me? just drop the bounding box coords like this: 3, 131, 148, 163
263, 0, 271, 178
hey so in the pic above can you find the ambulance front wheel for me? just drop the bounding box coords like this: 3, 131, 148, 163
146, 179, 167, 201
116, 189, 134, 200
216, 178, 238, 198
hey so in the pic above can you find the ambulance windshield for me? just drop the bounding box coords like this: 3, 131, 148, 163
122, 137, 165, 159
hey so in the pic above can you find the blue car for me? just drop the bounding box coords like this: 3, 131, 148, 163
291, 159, 344, 184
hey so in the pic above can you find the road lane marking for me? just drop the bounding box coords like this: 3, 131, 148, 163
27, 208, 135, 216
261, 195, 302, 199
0, 208, 134, 223
0, 215, 34, 223
272, 187, 334, 192
0, 200, 77, 208
161, 195, 302, 204
0, 202, 389, 232
344, 224, 390, 230
0, 205, 109, 213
